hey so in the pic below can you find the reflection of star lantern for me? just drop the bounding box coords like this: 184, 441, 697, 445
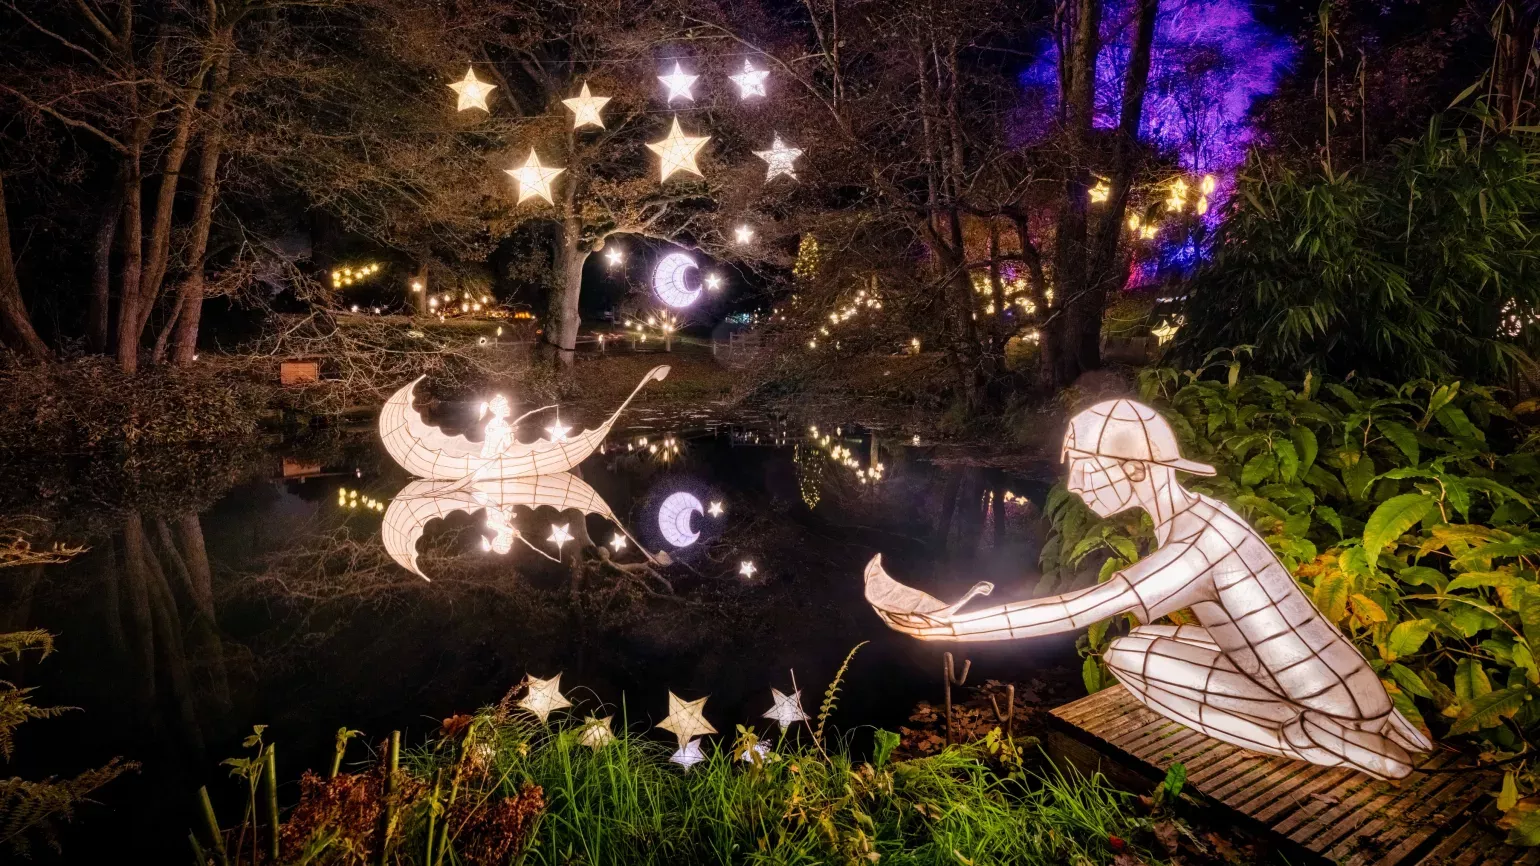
518, 673, 572, 723
545, 418, 571, 441
449, 67, 496, 112
579, 716, 615, 748
561, 82, 610, 129
548, 523, 573, 551
707, 501, 724, 517
754, 134, 802, 182
742, 740, 771, 763
729, 60, 768, 99
670, 739, 706, 770
704, 274, 723, 291
648, 119, 710, 182
733, 225, 754, 245
657, 63, 698, 102
763, 688, 809, 730
505, 151, 564, 205
610, 534, 627, 552
656, 692, 716, 747
739, 560, 757, 578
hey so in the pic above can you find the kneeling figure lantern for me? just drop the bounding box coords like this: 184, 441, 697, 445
864, 399, 1431, 779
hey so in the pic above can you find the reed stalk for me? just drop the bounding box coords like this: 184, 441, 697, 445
263, 744, 280, 863
195, 786, 229, 866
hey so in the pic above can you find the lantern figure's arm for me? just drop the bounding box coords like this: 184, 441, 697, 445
865, 555, 1147, 642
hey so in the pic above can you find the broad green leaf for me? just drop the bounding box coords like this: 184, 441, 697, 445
1513, 640, 1540, 684
1343, 453, 1377, 501
1385, 620, 1435, 661
1446, 571, 1527, 593
1448, 685, 1526, 734
1362, 493, 1438, 571
1499, 771, 1518, 812
1274, 440, 1300, 482
1375, 419, 1420, 466
1505, 810, 1540, 847
1454, 658, 1493, 704
1291, 426, 1319, 472
1242, 453, 1278, 486
1388, 662, 1434, 697
1521, 586, 1540, 646
1315, 505, 1343, 538
1397, 566, 1447, 591
1082, 655, 1108, 694
1436, 404, 1484, 443
1314, 572, 1351, 623
1087, 618, 1110, 651
1349, 593, 1388, 624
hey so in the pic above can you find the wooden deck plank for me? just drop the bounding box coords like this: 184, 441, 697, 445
1049, 684, 1503, 866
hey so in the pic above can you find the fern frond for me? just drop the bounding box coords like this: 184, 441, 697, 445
0, 685, 76, 761
0, 757, 136, 854
815, 641, 867, 746
0, 631, 54, 664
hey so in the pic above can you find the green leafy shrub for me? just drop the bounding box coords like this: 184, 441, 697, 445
1040, 353, 1540, 839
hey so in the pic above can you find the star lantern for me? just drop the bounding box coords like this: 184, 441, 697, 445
733, 225, 755, 245
658, 63, 699, 102
742, 740, 771, 763
763, 688, 810, 731
579, 716, 615, 749
548, 523, 574, 551
704, 273, 723, 291
518, 673, 572, 723
506, 151, 564, 205
753, 134, 802, 182
562, 82, 610, 129
610, 534, 628, 552
648, 119, 710, 182
670, 739, 706, 770
449, 67, 496, 112
707, 501, 724, 517
729, 60, 768, 99
545, 418, 572, 442
605, 247, 624, 267
656, 692, 716, 747
739, 560, 757, 578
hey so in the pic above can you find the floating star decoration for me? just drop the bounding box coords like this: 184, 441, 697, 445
658, 62, 698, 102
505, 151, 564, 205
518, 673, 572, 723
670, 738, 706, 771
729, 60, 768, 99
753, 134, 802, 182
579, 716, 615, 749
610, 534, 628, 552
704, 274, 722, 291
561, 82, 610, 129
548, 523, 573, 551
763, 688, 809, 730
449, 67, 496, 112
739, 560, 757, 578
656, 692, 716, 747
707, 501, 724, 517
647, 118, 710, 182
605, 247, 624, 267
733, 225, 754, 244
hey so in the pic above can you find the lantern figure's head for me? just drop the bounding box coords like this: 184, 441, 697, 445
484, 394, 511, 420
1062, 399, 1215, 517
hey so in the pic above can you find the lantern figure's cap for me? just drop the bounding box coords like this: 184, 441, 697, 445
1062, 399, 1216, 476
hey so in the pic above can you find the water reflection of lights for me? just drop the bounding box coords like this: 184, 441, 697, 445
618, 433, 683, 463
337, 487, 385, 512
658, 491, 704, 547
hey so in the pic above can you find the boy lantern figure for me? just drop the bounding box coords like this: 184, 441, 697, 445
865, 399, 1431, 779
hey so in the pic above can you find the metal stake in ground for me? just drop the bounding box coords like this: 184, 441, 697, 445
943, 652, 971, 745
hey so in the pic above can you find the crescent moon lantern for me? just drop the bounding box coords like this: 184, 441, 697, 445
658, 491, 703, 547
653, 252, 702, 308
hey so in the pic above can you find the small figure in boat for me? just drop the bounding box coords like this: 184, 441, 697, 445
480, 503, 519, 554
865, 399, 1431, 779
478, 394, 514, 459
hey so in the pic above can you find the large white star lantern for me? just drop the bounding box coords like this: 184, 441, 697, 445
763, 688, 809, 731
658, 63, 699, 103
518, 673, 572, 723
562, 82, 610, 129
730, 60, 769, 99
449, 67, 496, 113
656, 692, 717, 747
754, 134, 802, 182
648, 119, 710, 182
506, 151, 564, 205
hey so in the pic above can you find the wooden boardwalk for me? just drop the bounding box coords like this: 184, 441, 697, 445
1050, 684, 1531, 865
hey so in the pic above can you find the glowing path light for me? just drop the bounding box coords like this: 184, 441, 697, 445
652, 252, 701, 308
658, 492, 703, 548
864, 399, 1433, 780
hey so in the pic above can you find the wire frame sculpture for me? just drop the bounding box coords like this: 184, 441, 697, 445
379, 366, 670, 480
865, 399, 1433, 780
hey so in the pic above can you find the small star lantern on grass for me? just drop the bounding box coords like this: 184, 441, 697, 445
518, 673, 572, 723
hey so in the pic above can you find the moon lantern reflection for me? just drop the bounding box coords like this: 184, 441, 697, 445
652, 252, 701, 308
658, 491, 704, 547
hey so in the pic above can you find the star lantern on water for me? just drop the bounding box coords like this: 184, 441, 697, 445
506, 151, 564, 205
579, 716, 615, 749
449, 67, 496, 112
656, 692, 716, 747
670, 739, 706, 771
739, 560, 757, 578
707, 501, 724, 517
548, 523, 573, 551
753, 134, 802, 182
729, 60, 768, 99
610, 534, 628, 552
658, 62, 698, 102
518, 673, 572, 723
648, 118, 710, 182
763, 688, 810, 731
733, 225, 754, 245
562, 82, 610, 129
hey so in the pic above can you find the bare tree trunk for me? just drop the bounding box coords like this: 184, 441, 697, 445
89, 175, 125, 353
115, 33, 169, 375
169, 35, 234, 367
546, 233, 587, 366
0, 171, 51, 360
136, 65, 211, 340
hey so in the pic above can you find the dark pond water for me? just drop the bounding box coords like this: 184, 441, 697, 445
4, 403, 1076, 862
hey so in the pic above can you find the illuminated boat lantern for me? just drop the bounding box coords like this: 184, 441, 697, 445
379, 365, 670, 480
